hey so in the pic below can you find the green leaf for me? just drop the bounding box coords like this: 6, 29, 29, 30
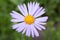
10, 0, 25, 5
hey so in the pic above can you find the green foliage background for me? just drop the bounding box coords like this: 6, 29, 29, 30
0, 0, 60, 40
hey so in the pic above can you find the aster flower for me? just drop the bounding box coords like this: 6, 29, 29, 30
10, 2, 48, 37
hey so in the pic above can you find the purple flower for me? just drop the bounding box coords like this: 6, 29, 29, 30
10, 2, 48, 37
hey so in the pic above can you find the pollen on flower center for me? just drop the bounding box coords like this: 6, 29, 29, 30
24, 14, 35, 24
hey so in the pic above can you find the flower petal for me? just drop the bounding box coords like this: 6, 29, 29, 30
37, 23, 46, 29
18, 4, 28, 16
34, 7, 45, 18
32, 25, 39, 37
34, 21, 42, 31
12, 22, 24, 29
12, 23, 20, 29
32, 2, 39, 15
39, 23, 46, 25
11, 19, 23, 22
28, 2, 32, 15
22, 26, 26, 34
34, 24, 42, 31
28, 2, 39, 16
35, 20, 46, 30
10, 11, 24, 19
36, 16, 48, 22
26, 24, 31, 37
30, 25, 34, 37
16, 22, 25, 32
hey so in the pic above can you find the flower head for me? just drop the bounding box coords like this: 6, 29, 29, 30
10, 2, 48, 37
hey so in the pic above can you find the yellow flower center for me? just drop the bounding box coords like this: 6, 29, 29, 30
24, 14, 35, 25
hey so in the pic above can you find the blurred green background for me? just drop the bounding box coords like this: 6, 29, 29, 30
0, 0, 60, 40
